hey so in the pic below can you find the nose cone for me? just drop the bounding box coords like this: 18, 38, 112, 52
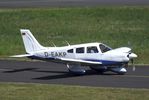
129, 53, 137, 59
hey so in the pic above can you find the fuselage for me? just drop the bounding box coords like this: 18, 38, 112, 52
29, 42, 135, 66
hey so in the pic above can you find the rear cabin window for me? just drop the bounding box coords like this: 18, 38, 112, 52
76, 47, 84, 53
67, 49, 73, 53
87, 46, 98, 53
99, 44, 111, 53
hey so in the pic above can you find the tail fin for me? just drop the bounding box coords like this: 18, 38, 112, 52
20, 29, 45, 53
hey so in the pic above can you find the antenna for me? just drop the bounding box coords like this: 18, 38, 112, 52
65, 40, 70, 46
48, 40, 56, 47
51, 41, 56, 47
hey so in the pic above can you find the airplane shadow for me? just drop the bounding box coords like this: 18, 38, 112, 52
3, 68, 38, 73
33, 73, 77, 80
3, 67, 118, 80
32, 70, 118, 80
33, 70, 67, 74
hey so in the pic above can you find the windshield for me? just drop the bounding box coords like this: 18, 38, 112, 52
99, 44, 112, 53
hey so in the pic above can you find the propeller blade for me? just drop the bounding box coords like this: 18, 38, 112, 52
133, 65, 136, 71
131, 59, 136, 71
128, 41, 133, 50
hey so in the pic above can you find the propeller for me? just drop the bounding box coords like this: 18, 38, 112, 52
126, 51, 137, 72
131, 59, 136, 71
126, 41, 137, 71
127, 53, 137, 71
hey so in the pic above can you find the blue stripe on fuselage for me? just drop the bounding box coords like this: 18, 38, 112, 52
28, 56, 55, 61
83, 59, 123, 65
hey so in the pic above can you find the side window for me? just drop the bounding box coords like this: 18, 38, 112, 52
67, 49, 73, 53
87, 46, 98, 53
76, 47, 84, 53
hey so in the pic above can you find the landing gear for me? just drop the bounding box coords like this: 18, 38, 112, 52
109, 67, 127, 75
89, 66, 107, 74
67, 64, 86, 75
66, 64, 127, 75
90, 65, 127, 75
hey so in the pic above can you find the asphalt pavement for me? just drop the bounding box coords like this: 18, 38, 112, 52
0, 0, 149, 8
0, 60, 149, 89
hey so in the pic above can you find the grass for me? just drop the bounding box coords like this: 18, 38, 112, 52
0, 7, 149, 63
0, 82, 148, 100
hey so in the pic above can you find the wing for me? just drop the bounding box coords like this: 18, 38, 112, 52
57, 58, 102, 65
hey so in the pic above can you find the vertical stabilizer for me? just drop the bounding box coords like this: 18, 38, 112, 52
20, 29, 45, 53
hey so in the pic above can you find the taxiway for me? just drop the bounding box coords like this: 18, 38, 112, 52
0, 60, 149, 88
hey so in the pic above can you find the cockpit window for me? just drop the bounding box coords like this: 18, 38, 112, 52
99, 44, 112, 53
87, 46, 98, 53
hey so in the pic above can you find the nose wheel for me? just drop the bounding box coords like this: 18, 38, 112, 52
90, 65, 127, 75
109, 67, 127, 75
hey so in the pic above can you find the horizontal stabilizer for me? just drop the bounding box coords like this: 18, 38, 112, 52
10, 54, 32, 58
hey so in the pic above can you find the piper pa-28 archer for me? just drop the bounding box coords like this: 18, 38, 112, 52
11, 29, 137, 75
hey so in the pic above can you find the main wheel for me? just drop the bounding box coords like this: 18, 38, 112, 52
89, 66, 107, 74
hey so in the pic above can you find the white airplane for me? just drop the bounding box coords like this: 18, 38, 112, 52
11, 29, 137, 75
